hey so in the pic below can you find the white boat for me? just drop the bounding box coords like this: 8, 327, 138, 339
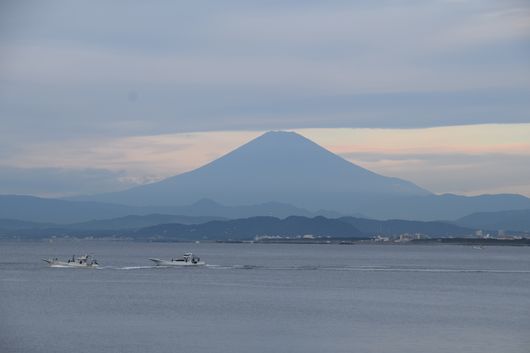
42, 255, 99, 268
149, 253, 205, 266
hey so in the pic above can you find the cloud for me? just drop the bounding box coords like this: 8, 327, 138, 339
337, 150, 530, 194
0, 0, 529, 145
0, 2, 529, 197
0, 167, 141, 197
344, 153, 530, 197
0, 130, 260, 182
300, 124, 530, 196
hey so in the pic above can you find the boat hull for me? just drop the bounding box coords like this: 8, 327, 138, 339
42, 259, 99, 268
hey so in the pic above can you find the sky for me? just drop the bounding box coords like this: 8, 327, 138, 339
0, 0, 529, 198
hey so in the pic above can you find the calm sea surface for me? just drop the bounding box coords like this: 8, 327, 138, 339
1, 240, 529, 353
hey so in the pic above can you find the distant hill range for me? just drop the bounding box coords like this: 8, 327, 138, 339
456, 209, 530, 232
339, 217, 472, 237
0, 214, 474, 240
133, 216, 365, 241
0, 213, 224, 237
356, 193, 530, 221
0, 195, 340, 224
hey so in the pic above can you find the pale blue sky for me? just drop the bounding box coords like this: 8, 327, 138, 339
0, 1, 529, 196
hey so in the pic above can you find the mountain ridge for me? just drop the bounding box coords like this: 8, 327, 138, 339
0, 194, 340, 224
0, 215, 476, 240
73, 131, 430, 207
456, 209, 530, 232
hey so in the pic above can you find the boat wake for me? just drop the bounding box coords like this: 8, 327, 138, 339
47, 263, 530, 274
92, 265, 158, 270
105, 265, 207, 270
114, 266, 158, 270
203, 264, 530, 274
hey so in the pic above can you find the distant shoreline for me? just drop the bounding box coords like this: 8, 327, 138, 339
1, 237, 529, 246
218, 238, 530, 246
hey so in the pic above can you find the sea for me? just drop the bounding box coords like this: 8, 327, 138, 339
1, 240, 529, 353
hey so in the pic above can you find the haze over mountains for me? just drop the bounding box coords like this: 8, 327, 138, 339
1, 131, 530, 233
0, 195, 339, 224
73, 131, 530, 221
131, 215, 474, 241
76, 131, 429, 207
0, 214, 475, 241
456, 209, 530, 232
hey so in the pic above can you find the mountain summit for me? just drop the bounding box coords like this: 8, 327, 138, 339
78, 131, 429, 208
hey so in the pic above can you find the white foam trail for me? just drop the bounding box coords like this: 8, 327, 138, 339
43, 263, 530, 274
118, 266, 157, 270
206, 264, 231, 269
202, 264, 530, 274
95, 265, 157, 270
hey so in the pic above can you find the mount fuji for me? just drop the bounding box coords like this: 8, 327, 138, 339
77, 131, 430, 209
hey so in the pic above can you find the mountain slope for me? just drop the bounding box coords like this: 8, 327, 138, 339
456, 209, 530, 232
340, 217, 473, 237
156, 199, 342, 219
0, 194, 143, 223
76, 131, 429, 207
354, 193, 530, 221
0, 218, 52, 231
67, 214, 225, 230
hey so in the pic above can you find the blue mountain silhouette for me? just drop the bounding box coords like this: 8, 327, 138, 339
78, 131, 429, 207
